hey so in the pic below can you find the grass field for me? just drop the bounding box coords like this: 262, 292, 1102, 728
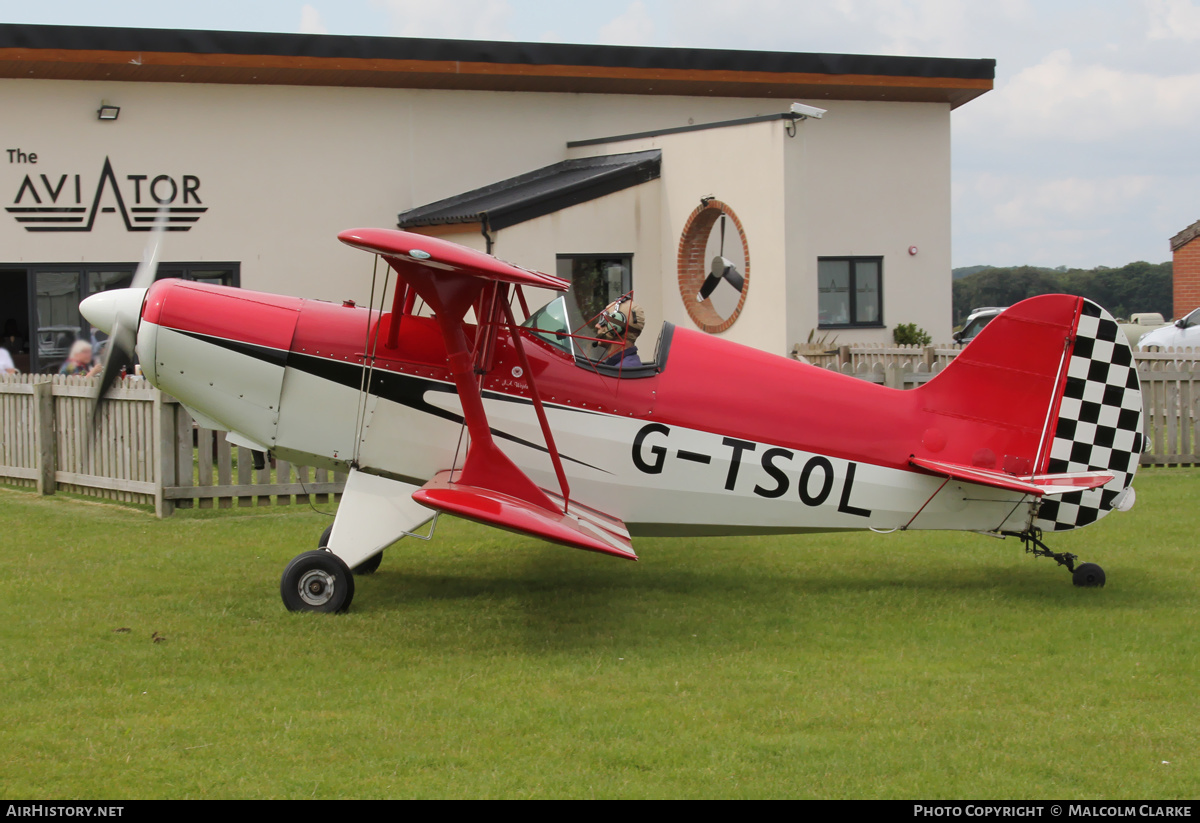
1, 470, 1198, 799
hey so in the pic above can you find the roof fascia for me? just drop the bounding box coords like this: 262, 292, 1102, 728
0, 24, 995, 108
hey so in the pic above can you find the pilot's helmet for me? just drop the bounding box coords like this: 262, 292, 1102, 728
596, 298, 645, 345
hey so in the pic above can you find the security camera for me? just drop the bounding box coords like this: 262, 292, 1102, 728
789, 102, 827, 119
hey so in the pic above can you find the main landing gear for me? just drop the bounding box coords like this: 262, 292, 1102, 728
279, 526, 387, 613
317, 524, 383, 575
1009, 528, 1106, 588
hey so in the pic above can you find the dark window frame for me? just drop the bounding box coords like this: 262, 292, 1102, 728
554, 252, 634, 333
24, 261, 240, 373
817, 256, 884, 329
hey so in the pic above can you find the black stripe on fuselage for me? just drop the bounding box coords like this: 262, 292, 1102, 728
171, 328, 608, 474
177, 329, 289, 367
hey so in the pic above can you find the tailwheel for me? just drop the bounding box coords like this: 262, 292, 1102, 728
281, 550, 355, 613
1008, 528, 1105, 588
1072, 562, 1106, 588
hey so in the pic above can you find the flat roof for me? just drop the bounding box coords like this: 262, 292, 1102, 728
398, 150, 662, 232
0, 24, 994, 108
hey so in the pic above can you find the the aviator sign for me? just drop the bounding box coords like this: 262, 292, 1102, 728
5, 152, 207, 232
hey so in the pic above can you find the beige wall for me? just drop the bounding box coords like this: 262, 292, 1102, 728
787, 101, 953, 345
567, 122, 790, 353
2, 78, 954, 351
486, 182, 664, 330
567, 102, 953, 352
1, 78, 776, 305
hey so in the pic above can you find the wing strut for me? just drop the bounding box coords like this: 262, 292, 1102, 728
499, 285, 571, 509
337, 228, 635, 559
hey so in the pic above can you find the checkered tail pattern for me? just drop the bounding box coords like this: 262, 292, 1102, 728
1033, 300, 1143, 532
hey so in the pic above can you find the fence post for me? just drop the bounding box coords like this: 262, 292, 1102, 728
884, 363, 903, 389
153, 389, 175, 518
31, 379, 56, 496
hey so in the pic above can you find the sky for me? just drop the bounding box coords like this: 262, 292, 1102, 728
3, 0, 1198, 269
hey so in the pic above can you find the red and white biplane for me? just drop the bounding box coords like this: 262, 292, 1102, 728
80, 228, 1143, 612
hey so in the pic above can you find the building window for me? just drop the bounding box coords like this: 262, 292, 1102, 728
22, 262, 239, 373
555, 254, 632, 333
818, 257, 882, 328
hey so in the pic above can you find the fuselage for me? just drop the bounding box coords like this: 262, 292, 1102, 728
131, 278, 1044, 537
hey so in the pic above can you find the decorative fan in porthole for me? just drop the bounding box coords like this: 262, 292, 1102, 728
677, 199, 749, 334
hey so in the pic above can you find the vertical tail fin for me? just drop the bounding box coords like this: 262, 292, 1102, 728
917, 296, 1142, 531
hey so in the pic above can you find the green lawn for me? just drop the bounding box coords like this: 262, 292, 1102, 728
1, 470, 1197, 799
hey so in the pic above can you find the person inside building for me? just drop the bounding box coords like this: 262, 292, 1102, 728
592, 297, 645, 368
59, 339, 102, 377
1, 319, 23, 355
0, 319, 22, 374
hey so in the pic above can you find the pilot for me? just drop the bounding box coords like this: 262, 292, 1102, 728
594, 297, 645, 368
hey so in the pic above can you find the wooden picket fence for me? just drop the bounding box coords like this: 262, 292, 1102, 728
795, 343, 1200, 466
4, 347, 1200, 515
1135, 350, 1200, 466
793, 343, 962, 373
0, 374, 343, 517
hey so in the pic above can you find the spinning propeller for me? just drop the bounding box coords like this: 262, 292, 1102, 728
79, 220, 164, 428
696, 213, 744, 302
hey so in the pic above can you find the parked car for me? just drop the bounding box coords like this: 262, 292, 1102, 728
953, 307, 1005, 344
1117, 312, 1171, 348
1138, 307, 1200, 350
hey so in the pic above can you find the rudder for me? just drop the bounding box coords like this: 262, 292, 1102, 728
1033, 300, 1143, 531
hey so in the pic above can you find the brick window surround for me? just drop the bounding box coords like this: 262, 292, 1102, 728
677, 200, 750, 334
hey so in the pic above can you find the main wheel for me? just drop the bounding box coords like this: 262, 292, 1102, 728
317, 524, 333, 548
1072, 562, 1106, 588
281, 550, 355, 613
354, 551, 383, 575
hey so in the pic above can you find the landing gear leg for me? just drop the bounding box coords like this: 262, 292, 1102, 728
317, 524, 383, 574
1008, 528, 1105, 588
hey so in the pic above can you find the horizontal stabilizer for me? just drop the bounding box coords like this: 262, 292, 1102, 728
910, 457, 1114, 497
413, 471, 637, 560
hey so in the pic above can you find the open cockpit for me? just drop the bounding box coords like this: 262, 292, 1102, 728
519, 295, 672, 379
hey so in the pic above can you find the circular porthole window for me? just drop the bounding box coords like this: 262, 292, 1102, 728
677, 200, 750, 333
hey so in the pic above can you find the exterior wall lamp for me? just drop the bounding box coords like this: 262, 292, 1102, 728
97, 103, 120, 121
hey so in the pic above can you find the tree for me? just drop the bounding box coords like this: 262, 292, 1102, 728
952, 261, 1172, 324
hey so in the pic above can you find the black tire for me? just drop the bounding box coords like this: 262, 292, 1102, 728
1072, 562, 1106, 588
317, 524, 333, 548
281, 550, 355, 613
354, 551, 383, 576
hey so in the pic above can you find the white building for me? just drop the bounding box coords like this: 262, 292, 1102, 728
0, 23, 993, 372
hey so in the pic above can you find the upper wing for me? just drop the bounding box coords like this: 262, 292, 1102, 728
338, 228, 569, 291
